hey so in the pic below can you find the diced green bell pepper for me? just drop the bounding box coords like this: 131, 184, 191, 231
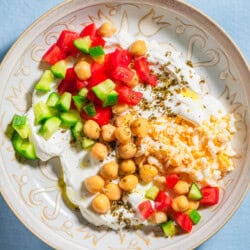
89, 46, 105, 58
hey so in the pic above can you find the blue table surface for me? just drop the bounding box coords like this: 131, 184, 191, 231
0, 0, 249, 249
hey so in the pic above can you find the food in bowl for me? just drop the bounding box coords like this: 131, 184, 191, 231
9, 21, 236, 236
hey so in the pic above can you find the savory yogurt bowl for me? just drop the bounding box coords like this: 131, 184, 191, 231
0, 0, 249, 249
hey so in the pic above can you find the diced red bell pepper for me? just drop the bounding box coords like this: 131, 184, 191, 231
58, 68, 77, 95
174, 212, 193, 233
57, 30, 80, 55
134, 56, 158, 86
88, 63, 108, 88
42, 43, 67, 65
154, 191, 172, 212
81, 105, 111, 126
86, 90, 102, 105
116, 84, 143, 106
76, 79, 87, 91
166, 174, 179, 189
200, 186, 219, 206
92, 35, 106, 47
138, 200, 154, 219
80, 23, 97, 39
111, 66, 135, 85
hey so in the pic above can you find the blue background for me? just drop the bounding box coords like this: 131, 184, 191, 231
0, 0, 249, 249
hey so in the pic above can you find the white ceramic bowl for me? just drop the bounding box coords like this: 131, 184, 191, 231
0, 0, 249, 249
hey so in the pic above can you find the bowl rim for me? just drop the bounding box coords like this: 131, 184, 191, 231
0, 0, 249, 249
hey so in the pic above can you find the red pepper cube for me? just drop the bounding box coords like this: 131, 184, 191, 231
200, 186, 219, 206
57, 30, 80, 55
165, 174, 179, 189
42, 43, 67, 65
111, 66, 135, 85
88, 63, 108, 88
81, 105, 111, 126
58, 68, 77, 95
174, 212, 193, 233
92, 35, 106, 47
80, 23, 97, 39
138, 200, 154, 220
154, 191, 172, 212
76, 79, 88, 91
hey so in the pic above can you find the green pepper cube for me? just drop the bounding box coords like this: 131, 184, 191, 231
74, 36, 92, 53
188, 209, 201, 224
89, 46, 105, 58
72, 95, 86, 111
92, 79, 115, 101
103, 90, 118, 107
12, 114, 30, 139
161, 220, 177, 237
145, 186, 159, 200
83, 102, 96, 117
35, 70, 54, 92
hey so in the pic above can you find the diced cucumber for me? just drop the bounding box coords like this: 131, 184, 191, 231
12, 132, 37, 160
51, 60, 67, 79
60, 110, 80, 127
92, 79, 115, 101
89, 46, 105, 58
103, 90, 118, 107
71, 121, 83, 141
83, 102, 96, 117
46, 92, 60, 107
39, 116, 61, 140
161, 220, 177, 237
12, 114, 30, 139
81, 137, 95, 149
72, 95, 86, 111
35, 70, 54, 92
57, 92, 72, 111
74, 36, 91, 53
78, 88, 88, 97
188, 209, 201, 224
33, 101, 54, 124
145, 186, 159, 200
188, 183, 203, 201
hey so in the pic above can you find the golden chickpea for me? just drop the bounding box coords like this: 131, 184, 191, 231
103, 183, 122, 201
90, 143, 108, 161
126, 70, 139, 88
129, 40, 147, 57
83, 120, 100, 139
119, 159, 136, 175
84, 175, 105, 194
92, 194, 110, 214
139, 164, 158, 183
173, 180, 190, 195
100, 161, 118, 180
119, 174, 138, 191
98, 22, 117, 37
151, 211, 167, 224
74, 61, 91, 80
154, 176, 166, 190
115, 126, 131, 144
188, 200, 199, 210
101, 124, 116, 142
172, 195, 189, 212
118, 142, 137, 159
131, 118, 149, 137
114, 114, 133, 127
112, 103, 128, 115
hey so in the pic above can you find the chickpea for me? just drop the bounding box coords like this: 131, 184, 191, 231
84, 175, 105, 194
83, 120, 100, 139
98, 22, 117, 37
119, 159, 136, 175
118, 142, 137, 159
129, 40, 147, 57
91, 143, 108, 161
119, 174, 138, 191
131, 118, 149, 137
188, 200, 199, 210
101, 124, 116, 142
114, 114, 133, 127
154, 176, 166, 190
139, 164, 158, 183
103, 183, 122, 201
92, 194, 110, 214
173, 180, 190, 195
126, 70, 139, 88
100, 161, 118, 180
172, 195, 189, 212
151, 211, 167, 224
115, 126, 131, 144
74, 61, 91, 80
112, 103, 128, 114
